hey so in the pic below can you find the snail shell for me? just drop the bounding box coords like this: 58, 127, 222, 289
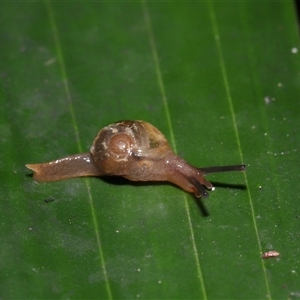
26, 120, 245, 198
91, 120, 171, 179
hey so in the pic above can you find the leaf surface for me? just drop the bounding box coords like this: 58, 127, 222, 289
0, 1, 299, 299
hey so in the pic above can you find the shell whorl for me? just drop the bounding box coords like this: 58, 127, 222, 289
90, 120, 169, 175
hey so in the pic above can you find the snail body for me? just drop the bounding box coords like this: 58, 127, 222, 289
26, 120, 245, 198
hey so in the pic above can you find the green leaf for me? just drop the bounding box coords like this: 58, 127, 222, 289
1, 1, 299, 299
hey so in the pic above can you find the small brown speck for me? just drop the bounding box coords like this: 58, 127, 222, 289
262, 250, 280, 259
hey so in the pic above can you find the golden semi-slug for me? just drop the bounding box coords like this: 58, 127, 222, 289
26, 120, 245, 198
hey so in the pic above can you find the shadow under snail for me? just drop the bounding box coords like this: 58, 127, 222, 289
26, 120, 245, 198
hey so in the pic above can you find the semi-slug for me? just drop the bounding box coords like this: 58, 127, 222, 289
26, 120, 245, 198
